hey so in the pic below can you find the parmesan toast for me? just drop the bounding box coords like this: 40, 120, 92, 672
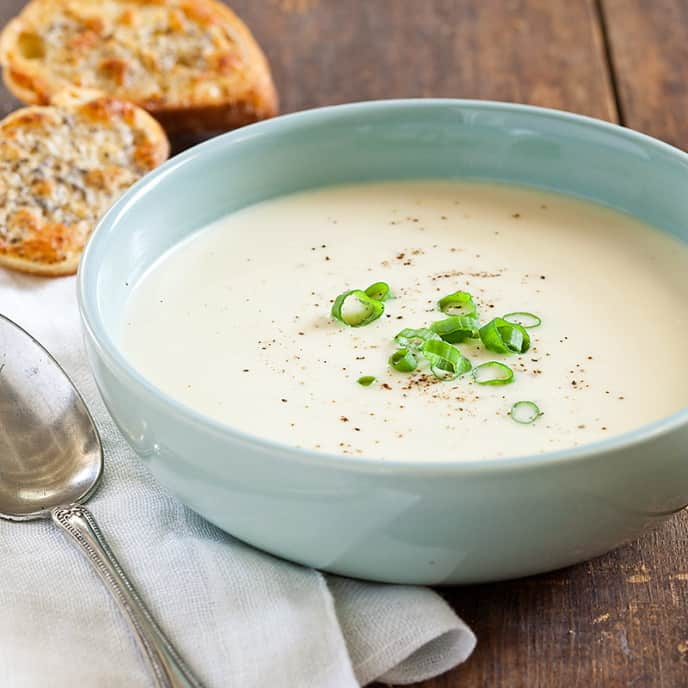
0, 87, 169, 276
0, 0, 278, 134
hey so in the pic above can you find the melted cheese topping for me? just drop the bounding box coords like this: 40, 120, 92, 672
7, 0, 254, 106
0, 94, 165, 266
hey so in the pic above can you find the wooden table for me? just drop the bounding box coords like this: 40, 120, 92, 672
2, 1, 687, 686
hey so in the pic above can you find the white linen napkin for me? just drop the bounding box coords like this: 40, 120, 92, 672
0, 269, 476, 688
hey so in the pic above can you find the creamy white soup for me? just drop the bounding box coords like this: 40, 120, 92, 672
121, 181, 688, 461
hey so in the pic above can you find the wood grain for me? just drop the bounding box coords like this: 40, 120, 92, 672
0, 0, 22, 118
1, 1, 686, 687
413, 514, 688, 687
235, 0, 617, 120
601, 0, 688, 148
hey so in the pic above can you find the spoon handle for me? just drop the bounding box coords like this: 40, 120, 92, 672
51, 504, 204, 688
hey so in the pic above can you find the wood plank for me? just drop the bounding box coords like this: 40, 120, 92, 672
601, 0, 688, 148
411, 513, 688, 687
234, 0, 617, 121
0, 2, 22, 117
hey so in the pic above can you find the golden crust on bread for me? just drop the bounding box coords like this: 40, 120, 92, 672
0, 0, 278, 134
0, 87, 169, 276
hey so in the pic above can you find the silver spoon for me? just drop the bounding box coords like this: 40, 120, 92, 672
0, 313, 203, 688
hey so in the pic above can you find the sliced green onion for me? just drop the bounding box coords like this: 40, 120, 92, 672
472, 361, 514, 385
357, 375, 377, 387
365, 281, 392, 302
438, 290, 477, 318
479, 317, 531, 354
503, 311, 542, 329
422, 339, 472, 380
389, 349, 417, 373
430, 316, 480, 343
331, 289, 384, 327
394, 327, 440, 351
510, 400, 542, 424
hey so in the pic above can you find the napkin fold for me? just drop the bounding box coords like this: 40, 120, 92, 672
0, 270, 475, 688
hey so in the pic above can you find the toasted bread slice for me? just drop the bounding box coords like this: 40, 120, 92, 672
0, 87, 169, 276
0, 0, 278, 134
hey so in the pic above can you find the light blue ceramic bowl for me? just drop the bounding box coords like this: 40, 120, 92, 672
78, 100, 688, 584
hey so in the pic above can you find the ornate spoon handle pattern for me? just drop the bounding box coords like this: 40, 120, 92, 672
52, 504, 204, 688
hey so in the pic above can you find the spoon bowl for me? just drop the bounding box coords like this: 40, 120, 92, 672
0, 314, 101, 520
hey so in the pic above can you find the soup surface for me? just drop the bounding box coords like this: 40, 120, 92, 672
121, 181, 688, 461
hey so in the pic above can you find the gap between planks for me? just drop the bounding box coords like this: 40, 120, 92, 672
593, 0, 626, 125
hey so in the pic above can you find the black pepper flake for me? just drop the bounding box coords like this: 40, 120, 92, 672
340, 416, 349, 422
281, 398, 288, 403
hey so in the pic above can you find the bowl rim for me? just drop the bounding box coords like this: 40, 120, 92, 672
78, 98, 688, 476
